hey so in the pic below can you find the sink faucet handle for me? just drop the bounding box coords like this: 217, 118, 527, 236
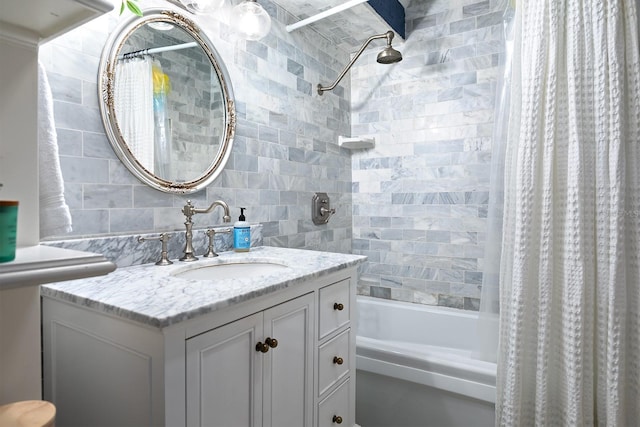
203, 228, 231, 258
138, 233, 173, 266
203, 229, 218, 258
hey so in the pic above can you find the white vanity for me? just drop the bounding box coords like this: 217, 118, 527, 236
41, 246, 365, 427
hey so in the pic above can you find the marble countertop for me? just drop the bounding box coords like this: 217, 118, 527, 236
41, 246, 366, 328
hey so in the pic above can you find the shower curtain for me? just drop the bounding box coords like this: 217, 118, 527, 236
114, 57, 155, 173
152, 60, 172, 179
476, 4, 514, 364
496, 0, 640, 425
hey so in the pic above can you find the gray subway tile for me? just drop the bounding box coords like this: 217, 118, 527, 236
438, 294, 464, 309
56, 128, 82, 156
68, 209, 109, 235
83, 184, 132, 209
60, 156, 109, 183
370, 286, 392, 299
463, 1, 491, 17
110, 208, 154, 233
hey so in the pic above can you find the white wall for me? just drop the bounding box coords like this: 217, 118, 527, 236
0, 37, 39, 246
0, 32, 43, 405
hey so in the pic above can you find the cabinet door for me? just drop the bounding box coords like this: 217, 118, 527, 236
263, 293, 314, 427
186, 312, 263, 427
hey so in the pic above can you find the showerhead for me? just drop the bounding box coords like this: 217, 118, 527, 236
377, 30, 403, 64
377, 46, 403, 64
317, 30, 403, 95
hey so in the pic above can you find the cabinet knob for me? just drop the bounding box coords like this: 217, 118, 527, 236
333, 356, 344, 365
255, 342, 269, 353
256, 338, 278, 353
265, 337, 278, 348
332, 415, 343, 424
333, 302, 344, 311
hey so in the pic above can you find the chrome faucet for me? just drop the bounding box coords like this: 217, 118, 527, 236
180, 199, 231, 262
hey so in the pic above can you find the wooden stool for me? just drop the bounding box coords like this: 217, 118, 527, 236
0, 400, 55, 427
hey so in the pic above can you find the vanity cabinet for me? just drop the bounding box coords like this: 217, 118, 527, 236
186, 293, 314, 427
42, 256, 360, 427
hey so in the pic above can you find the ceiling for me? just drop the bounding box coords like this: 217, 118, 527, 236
271, 0, 411, 53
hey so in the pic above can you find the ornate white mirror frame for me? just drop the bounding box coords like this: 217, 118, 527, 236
98, 8, 235, 194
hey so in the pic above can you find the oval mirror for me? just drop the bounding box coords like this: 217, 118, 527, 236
98, 9, 235, 194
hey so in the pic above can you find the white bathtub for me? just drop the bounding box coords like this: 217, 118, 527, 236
355, 296, 497, 427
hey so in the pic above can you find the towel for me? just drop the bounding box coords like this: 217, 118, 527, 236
38, 62, 72, 238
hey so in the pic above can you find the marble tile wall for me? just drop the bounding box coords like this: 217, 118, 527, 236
38, 0, 354, 255
38, 0, 506, 311
349, 0, 507, 310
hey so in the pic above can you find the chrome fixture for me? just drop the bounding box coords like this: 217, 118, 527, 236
232, 0, 272, 41
138, 234, 173, 265
203, 227, 231, 258
317, 31, 402, 95
180, 200, 231, 262
312, 192, 336, 225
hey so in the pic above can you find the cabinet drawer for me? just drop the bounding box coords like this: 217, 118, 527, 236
318, 279, 350, 339
318, 328, 350, 396
318, 378, 350, 427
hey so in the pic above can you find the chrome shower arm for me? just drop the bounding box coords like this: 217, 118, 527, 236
317, 31, 393, 95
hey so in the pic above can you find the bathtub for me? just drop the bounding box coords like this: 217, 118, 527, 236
355, 296, 497, 427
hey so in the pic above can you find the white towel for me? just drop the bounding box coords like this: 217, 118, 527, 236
38, 62, 72, 238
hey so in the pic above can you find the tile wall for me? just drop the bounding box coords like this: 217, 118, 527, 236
38, 0, 354, 255
349, 0, 506, 310
38, 0, 506, 311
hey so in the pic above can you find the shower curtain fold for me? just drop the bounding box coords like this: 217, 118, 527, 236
114, 58, 155, 173
476, 4, 514, 365
496, 0, 640, 426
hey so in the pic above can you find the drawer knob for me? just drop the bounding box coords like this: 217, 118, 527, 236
333, 302, 344, 311
333, 356, 344, 365
265, 337, 278, 348
332, 415, 343, 424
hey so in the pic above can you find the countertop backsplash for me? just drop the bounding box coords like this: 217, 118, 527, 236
43, 223, 263, 268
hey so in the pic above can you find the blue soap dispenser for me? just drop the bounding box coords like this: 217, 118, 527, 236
233, 208, 250, 252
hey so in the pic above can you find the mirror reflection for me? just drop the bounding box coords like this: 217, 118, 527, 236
99, 10, 235, 194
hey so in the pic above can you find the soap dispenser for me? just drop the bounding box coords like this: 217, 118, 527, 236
233, 208, 250, 252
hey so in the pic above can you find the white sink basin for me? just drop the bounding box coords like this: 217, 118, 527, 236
172, 262, 290, 281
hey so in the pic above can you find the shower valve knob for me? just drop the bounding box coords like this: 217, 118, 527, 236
312, 192, 335, 225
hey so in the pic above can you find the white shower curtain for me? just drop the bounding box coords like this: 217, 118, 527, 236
114, 57, 155, 173
497, 0, 640, 426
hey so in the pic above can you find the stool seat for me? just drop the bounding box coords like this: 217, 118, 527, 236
0, 400, 56, 427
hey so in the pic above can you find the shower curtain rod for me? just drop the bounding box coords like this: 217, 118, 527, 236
118, 41, 197, 60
